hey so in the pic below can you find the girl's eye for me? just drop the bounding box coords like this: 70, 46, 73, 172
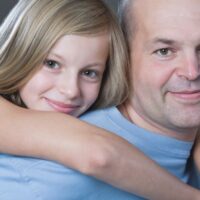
43, 59, 60, 69
82, 70, 100, 81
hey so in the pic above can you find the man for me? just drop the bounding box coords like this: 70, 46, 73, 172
80, 0, 200, 198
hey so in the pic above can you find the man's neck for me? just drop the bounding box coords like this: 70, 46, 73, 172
118, 101, 197, 142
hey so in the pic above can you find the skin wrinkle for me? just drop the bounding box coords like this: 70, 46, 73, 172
120, 0, 200, 141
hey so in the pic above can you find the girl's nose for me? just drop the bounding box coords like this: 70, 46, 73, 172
57, 74, 81, 100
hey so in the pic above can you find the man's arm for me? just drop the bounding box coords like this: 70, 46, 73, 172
194, 134, 200, 171
1, 97, 200, 200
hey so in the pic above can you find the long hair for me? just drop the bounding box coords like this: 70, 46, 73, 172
0, 0, 129, 108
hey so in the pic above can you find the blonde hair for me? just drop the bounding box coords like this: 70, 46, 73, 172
0, 0, 129, 108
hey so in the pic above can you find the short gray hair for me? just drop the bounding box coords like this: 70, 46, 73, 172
118, 0, 136, 46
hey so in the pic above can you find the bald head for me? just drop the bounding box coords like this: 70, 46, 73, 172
120, 0, 200, 137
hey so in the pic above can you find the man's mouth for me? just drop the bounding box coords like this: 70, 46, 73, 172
169, 90, 200, 102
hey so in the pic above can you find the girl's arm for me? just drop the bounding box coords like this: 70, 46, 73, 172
1, 97, 200, 200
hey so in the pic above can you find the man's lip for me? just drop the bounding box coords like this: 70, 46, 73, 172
169, 90, 200, 100
44, 97, 80, 113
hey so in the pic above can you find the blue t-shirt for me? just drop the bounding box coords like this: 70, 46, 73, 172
0, 107, 195, 200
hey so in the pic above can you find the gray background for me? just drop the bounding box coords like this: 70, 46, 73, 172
0, 0, 120, 24
0, 0, 18, 24
104, 0, 120, 12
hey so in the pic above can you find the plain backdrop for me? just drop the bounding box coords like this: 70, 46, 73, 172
0, 0, 120, 24
0, 0, 18, 24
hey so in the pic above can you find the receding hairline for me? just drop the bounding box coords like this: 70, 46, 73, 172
118, 0, 138, 44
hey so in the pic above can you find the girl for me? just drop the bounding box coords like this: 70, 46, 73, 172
0, 0, 199, 199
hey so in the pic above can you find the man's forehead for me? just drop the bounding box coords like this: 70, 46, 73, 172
133, 0, 200, 17
134, 0, 200, 34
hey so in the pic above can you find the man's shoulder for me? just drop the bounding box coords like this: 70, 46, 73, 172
79, 106, 120, 129
80, 106, 116, 121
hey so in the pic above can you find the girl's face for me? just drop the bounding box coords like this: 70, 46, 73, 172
19, 34, 109, 117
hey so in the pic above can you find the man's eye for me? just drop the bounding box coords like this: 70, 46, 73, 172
44, 59, 60, 69
154, 48, 173, 57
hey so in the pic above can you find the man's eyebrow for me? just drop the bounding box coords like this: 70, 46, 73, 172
152, 38, 176, 45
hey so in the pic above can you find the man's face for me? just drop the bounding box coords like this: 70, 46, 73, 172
129, 0, 200, 137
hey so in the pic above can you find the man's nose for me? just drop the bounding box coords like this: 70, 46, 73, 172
176, 54, 200, 81
57, 75, 81, 99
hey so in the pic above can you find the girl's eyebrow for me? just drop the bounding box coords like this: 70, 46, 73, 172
47, 52, 66, 64
47, 52, 63, 60
48, 53, 105, 68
